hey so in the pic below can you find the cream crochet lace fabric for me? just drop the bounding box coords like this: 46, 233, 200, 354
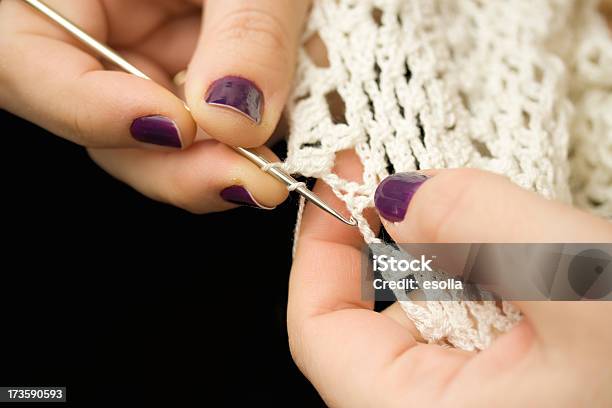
284, 0, 612, 350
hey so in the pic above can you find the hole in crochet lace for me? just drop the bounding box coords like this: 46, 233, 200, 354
522, 110, 531, 128
371, 7, 383, 26
404, 61, 412, 83
588, 49, 601, 64
304, 32, 330, 68
300, 141, 322, 149
472, 140, 492, 158
325, 89, 347, 124
384, 152, 395, 174
295, 92, 311, 104
416, 113, 426, 146
374, 62, 382, 89
533, 65, 544, 83
600, 1, 612, 29
589, 197, 603, 207
458, 90, 470, 111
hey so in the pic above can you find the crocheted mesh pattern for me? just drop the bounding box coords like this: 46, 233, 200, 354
284, 0, 612, 350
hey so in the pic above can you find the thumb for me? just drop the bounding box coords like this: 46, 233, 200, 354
373, 169, 612, 344
184, 0, 310, 148
374, 169, 612, 243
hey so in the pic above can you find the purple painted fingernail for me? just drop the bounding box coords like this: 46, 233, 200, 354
220, 185, 274, 210
374, 172, 429, 222
205, 76, 263, 124
130, 115, 182, 148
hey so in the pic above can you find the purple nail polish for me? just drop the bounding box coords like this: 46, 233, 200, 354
205, 76, 263, 124
130, 115, 182, 148
374, 173, 429, 222
220, 185, 273, 209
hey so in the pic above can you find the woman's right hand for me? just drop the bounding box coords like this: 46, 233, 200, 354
0, 0, 309, 212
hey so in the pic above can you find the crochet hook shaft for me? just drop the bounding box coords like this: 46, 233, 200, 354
22, 0, 357, 227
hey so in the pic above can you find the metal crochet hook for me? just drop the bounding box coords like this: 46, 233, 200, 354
22, 0, 357, 227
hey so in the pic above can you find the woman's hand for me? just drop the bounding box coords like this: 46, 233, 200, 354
0, 0, 309, 212
288, 151, 612, 407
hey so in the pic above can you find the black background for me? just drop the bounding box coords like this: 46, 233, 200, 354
0, 109, 326, 406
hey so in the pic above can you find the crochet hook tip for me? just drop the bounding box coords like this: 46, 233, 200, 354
345, 216, 359, 227
233, 147, 357, 226
294, 184, 358, 227
334, 214, 358, 227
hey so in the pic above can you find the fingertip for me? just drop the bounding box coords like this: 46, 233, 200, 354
374, 172, 430, 224
186, 73, 280, 147
172, 142, 289, 212
226, 145, 289, 207
75, 71, 198, 150
130, 111, 195, 150
374, 168, 605, 244
131, 78, 197, 150
183, 0, 304, 148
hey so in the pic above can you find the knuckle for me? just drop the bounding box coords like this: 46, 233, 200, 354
213, 8, 291, 59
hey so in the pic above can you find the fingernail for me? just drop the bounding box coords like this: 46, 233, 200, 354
374, 172, 429, 222
130, 115, 182, 148
220, 185, 274, 209
205, 76, 263, 124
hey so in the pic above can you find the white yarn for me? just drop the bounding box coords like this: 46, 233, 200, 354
285, 0, 612, 350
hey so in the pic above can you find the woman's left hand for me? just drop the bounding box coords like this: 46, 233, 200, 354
288, 152, 612, 408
